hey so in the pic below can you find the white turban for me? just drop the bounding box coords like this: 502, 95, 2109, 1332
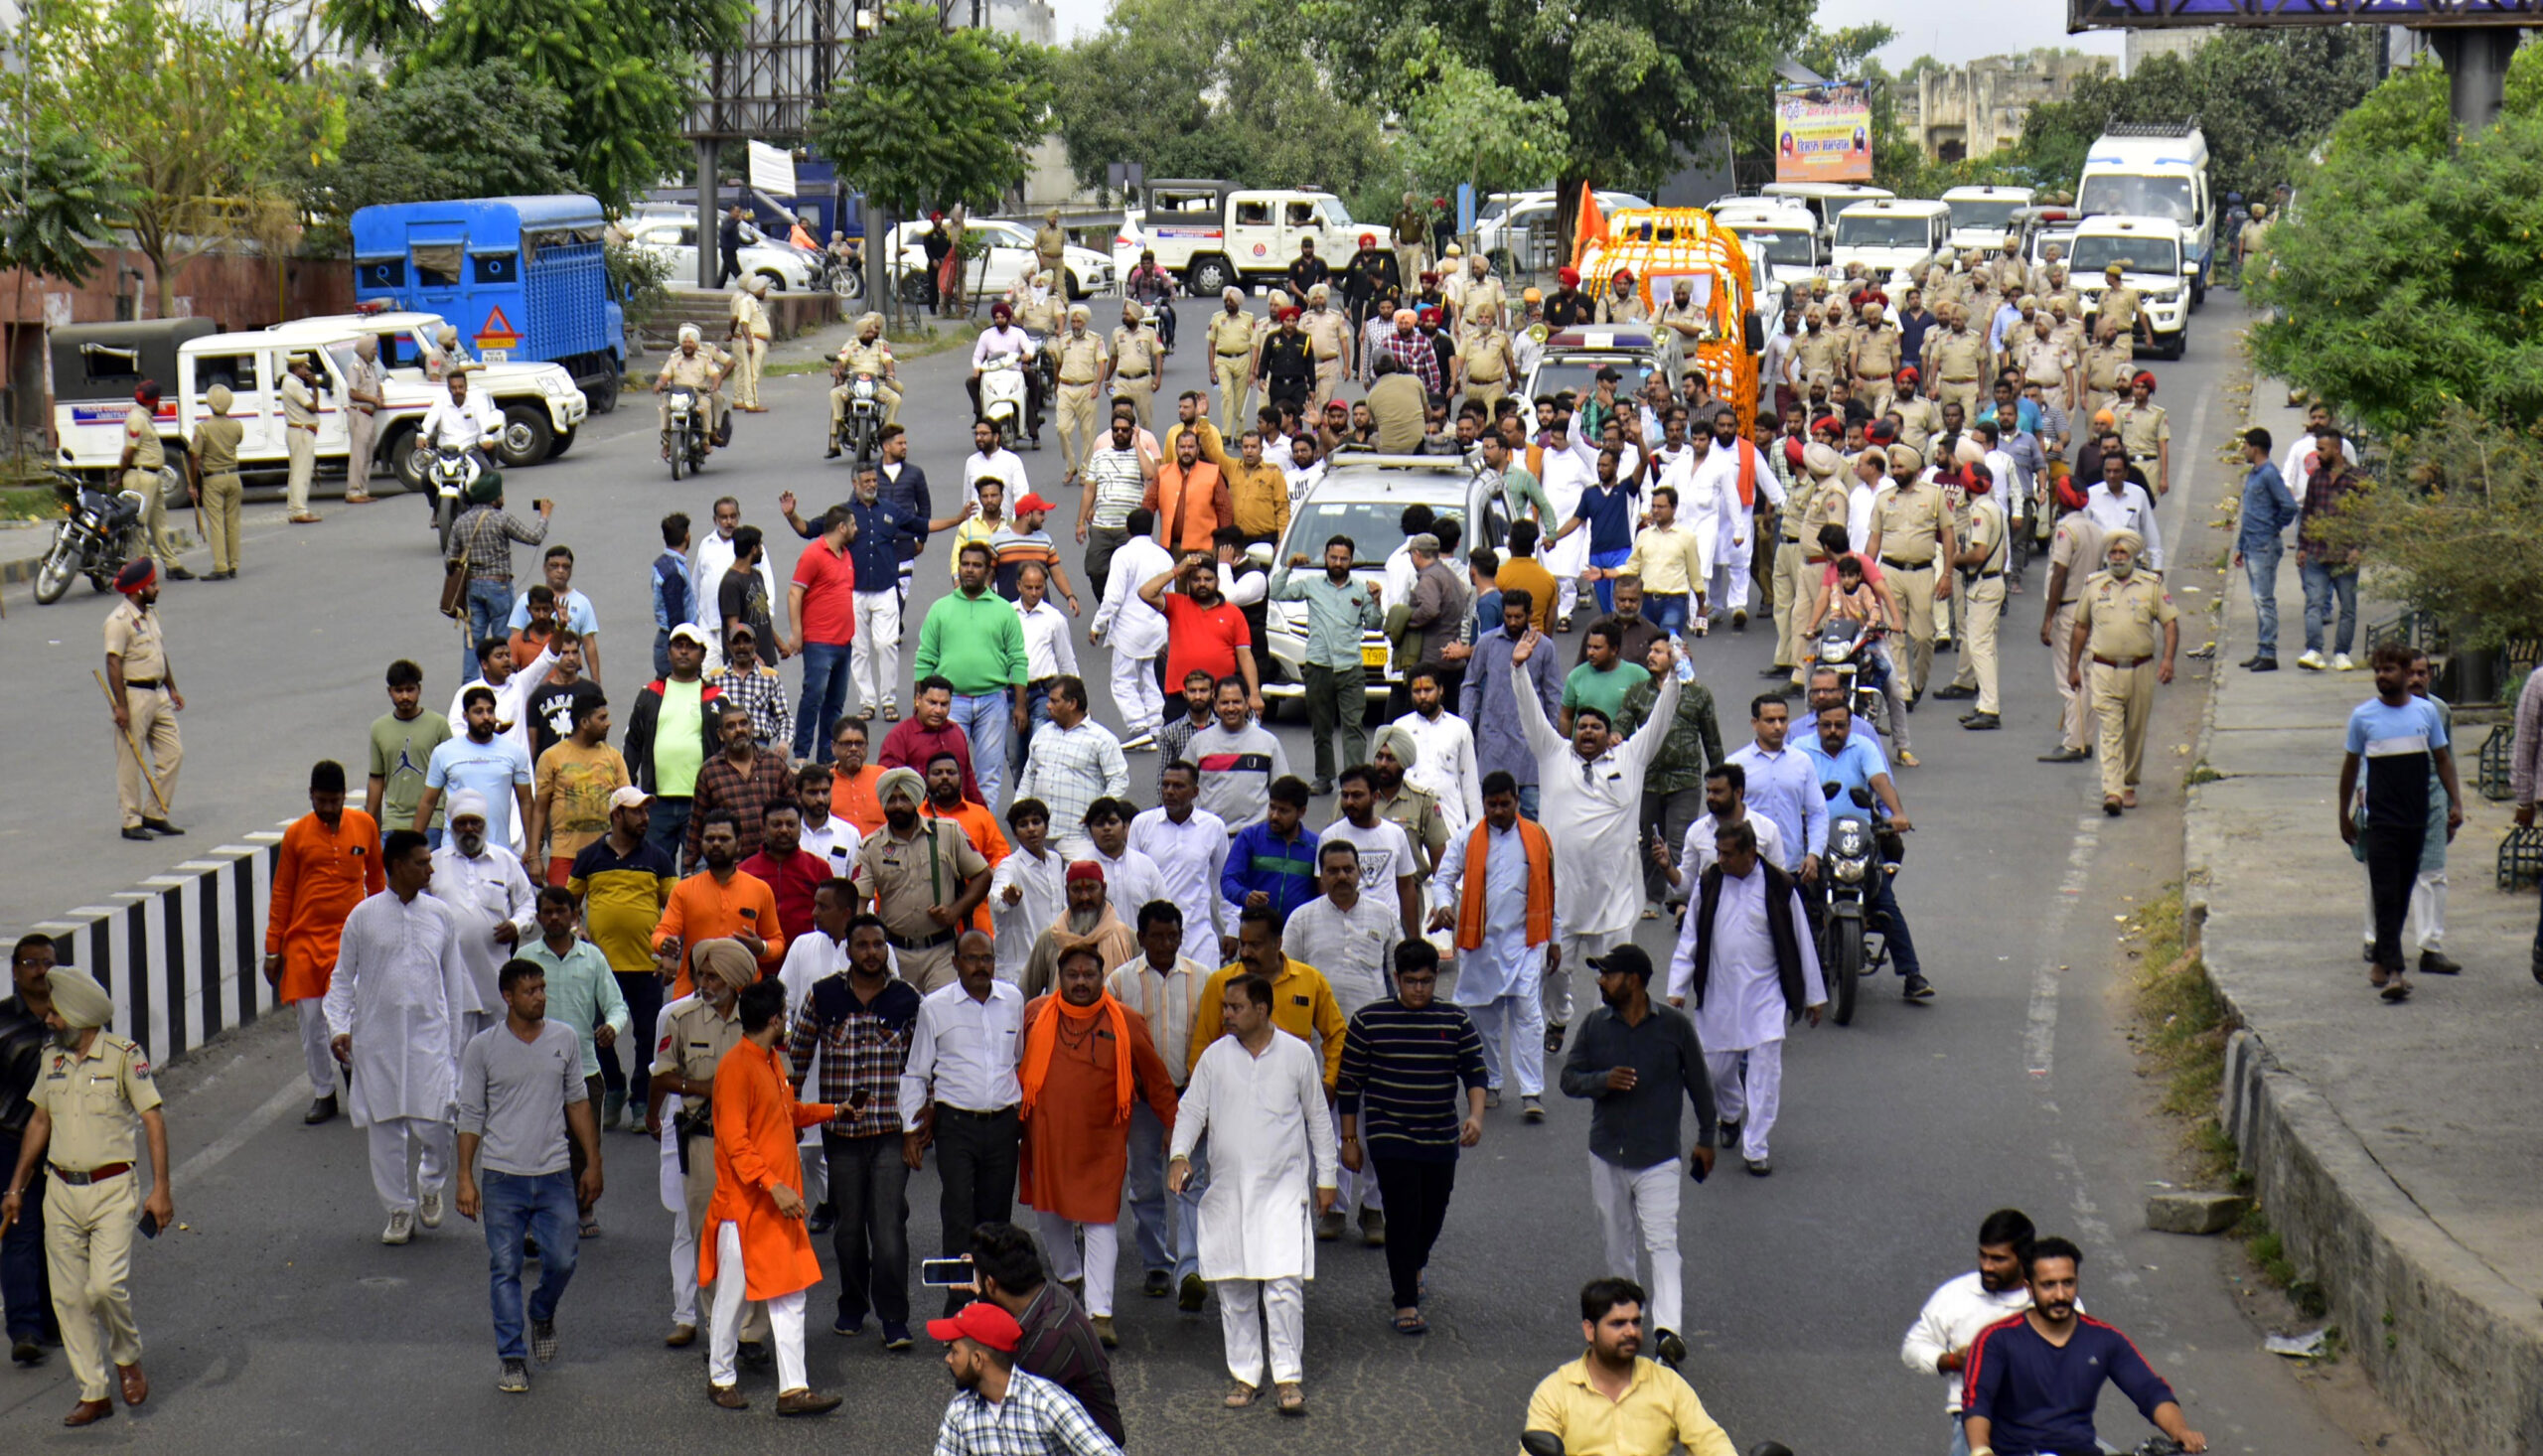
447, 791, 491, 825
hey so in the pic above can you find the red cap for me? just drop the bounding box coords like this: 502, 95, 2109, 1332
927, 1301, 1023, 1353
1013, 493, 1057, 515
1065, 859, 1105, 884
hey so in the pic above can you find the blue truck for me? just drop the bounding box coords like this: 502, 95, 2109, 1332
350, 195, 628, 411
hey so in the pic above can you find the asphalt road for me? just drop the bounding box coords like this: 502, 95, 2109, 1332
0, 297, 2399, 1454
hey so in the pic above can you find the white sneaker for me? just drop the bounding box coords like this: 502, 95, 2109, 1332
2330, 653, 2356, 671
2296, 651, 2327, 671
418, 1191, 445, 1230
381, 1209, 415, 1245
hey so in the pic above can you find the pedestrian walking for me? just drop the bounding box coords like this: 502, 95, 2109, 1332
453, 954, 605, 1391
2, 938, 64, 1368
2063, 530, 2178, 816
2036, 485, 2105, 765
1935, 460, 2010, 730
102, 560, 185, 840
0, 967, 170, 1428
1186, 677, 1290, 831
1429, 773, 1560, 1116
1463, 593, 1564, 818
728, 275, 771, 412
1015, 677, 1129, 860
652, 812, 784, 997
265, 761, 384, 1123
1128, 767, 1233, 963
1614, 639, 1721, 919
918, 545, 1032, 809
2338, 642, 2465, 1003
449, 479, 553, 686
1665, 819, 1825, 1175
2232, 428, 2299, 672
786, 909, 922, 1345
787, 506, 859, 760
326, 831, 480, 1244
927, 1298, 1124, 1456
1282, 839, 1403, 1242
1336, 941, 1484, 1335
430, 796, 540, 1038
188, 384, 245, 578
853, 768, 992, 993
2296, 422, 2364, 672
1272, 538, 1385, 793
568, 788, 676, 1128
900, 932, 1028, 1315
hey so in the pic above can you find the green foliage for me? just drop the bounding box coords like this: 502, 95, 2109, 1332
295, 62, 579, 225
0, 129, 134, 290
1049, 0, 1392, 208
2303, 409, 2543, 653
605, 237, 674, 333
16, 0, 341, 315
1391, 51, 1571, 203
807, 3, 1054, 221
319, 0, 748, 213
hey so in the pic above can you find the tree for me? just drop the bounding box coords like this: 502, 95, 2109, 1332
16, 0, 341, 318
295, 62, 580, 227
2, 128, 134, 472
808, 3, 1053, 218
1393, 54, 1571, 204
319, 0, 748, 213
2307, 408, 2543, 653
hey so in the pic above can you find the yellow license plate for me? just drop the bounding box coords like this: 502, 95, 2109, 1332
1361, 645, 1390, 671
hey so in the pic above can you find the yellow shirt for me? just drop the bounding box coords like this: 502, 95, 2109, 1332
1620, 522, 1705, 597
1523, 1354, 1737, 1456
1187, 958, 1345, 1088
34, 1033, 164, 1171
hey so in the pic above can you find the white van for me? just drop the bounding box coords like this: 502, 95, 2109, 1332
1755, 182, 1895, 239
1713, 200, 1824, 294
1830, 199, 1950, 288
1939, 185, 2036, 254
2076, 124, 2213, 305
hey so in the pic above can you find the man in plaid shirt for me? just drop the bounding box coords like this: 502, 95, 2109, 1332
1014, 676, 1129, 859
787, 901, 925, 1346
928, 1300, 1122, 1456
705, 623, 792, 750
1364, 307, 1443, 397
687, 704, 798, 862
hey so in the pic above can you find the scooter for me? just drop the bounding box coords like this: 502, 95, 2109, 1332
665, 386, 707, 481
32, 473, 147, 606
832, 372, 882, 463
1816, 786, 1893, 1027
979, 356, 1030, 453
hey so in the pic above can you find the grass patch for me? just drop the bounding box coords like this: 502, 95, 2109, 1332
2123, 889, 2238, 1184
2184, 761, 2223, 788
2241, 1207, 2328, 1318
0, 485, 67, 521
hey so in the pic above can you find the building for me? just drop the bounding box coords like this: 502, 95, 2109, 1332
2125, 29, 2217, 73
1911, 51, 2115, 164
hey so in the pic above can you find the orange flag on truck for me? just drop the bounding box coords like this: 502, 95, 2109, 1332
1571, 191, 1608, 269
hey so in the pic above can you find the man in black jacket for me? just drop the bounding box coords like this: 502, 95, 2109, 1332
2, 936, 62, 1364
621, 624, 726, 868
1664, 819, 1825, 1177
716, 205, 746, 289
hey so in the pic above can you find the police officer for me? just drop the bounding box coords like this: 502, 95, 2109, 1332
1050, 304, 1109, 485
2, 936, 62, 1366
189, 384, 246, 580
1301, 284, 1355, 416
2065, 528, 2177, 815
2111, 369, 2171, 498
1794, 305, 1842, 391
2020, 311, 2080, 414
104, 559, 184, 841
1451, 305, 1518, 412
2093, 261, 2144, 349
1939, 458, 2011, 731
117, 382, 190, 579
1254, 305, 1316, 417
2080, 320, 2135, 421
1033, 208, 1068, 287
281, 353, 322, 523
728, 274, 772, 412
1890, 366, 1943, 459
1863, 444, 1956, 708
656, 326, 725, 457
1206, 289, 1258, 433
828, 311, 901, 458
1, 966, 171, 1428
1108, 301, 1163, 433
1851, 300, 1902, 416
645, 939, 766, 1354
1929, 305, 1988, 420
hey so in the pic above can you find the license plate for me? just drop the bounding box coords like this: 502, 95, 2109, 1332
1361, 644, 1390, 671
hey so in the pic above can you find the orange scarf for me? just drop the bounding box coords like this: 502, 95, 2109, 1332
1019, 991, 1133, 1124
1454, 816, 1555, 950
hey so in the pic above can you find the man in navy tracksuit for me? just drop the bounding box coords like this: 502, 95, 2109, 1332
1961, 1237, 2207, 1456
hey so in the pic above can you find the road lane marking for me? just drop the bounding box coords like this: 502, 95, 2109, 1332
2027, 813, 2104, 1080
170, 1076, 306, 1187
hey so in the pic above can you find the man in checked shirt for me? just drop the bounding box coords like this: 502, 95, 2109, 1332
788, 907, 925, 1347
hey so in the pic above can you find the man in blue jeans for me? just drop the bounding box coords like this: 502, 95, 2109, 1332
788, 506, 859, 761
2230, 426, 2299, 672
449, 480, 553, 686
2295, 421, 2362, 673
2, 937, 62, 1365
1799, 700, 1930, 1004
455, 956, 604, 1394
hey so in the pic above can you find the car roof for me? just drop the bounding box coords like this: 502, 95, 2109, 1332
193, 326, 356, 351
1292, 458, 1473, 506
274, 311, 443, 332
2073, 215, 2186, 239
1545, 328, 1655, 352
1839, 198, 1950, 218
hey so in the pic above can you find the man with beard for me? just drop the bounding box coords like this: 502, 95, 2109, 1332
266, 762, 385, 1123
1128, 765, 1232, 964
1019, 862, 1140, 1002
1682, 406, 1782, 630
1524, 1277, 1735, 1455
1016, 944, 1179, 1346
1664, 819, 1824, 1177
1901, 1208, 2043, 1454
417, 688, 535, 858
1962, 1238, 2208, 1456
920, 752, 1012, 937
1271, 536, 1384, 796
787, 909, 922, 1349
852, 768, 991, 994
690, 704, 797, 866
327, 831, 480, 1245
1, 937, 63, 1365
927, 1300, 1122, 1455
652, 813, 784, 997
430, 794, 539, 1042
1369, 723, 1455, 882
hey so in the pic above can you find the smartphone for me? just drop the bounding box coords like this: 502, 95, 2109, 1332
138, 1211, 160, 1239
920, 1256, 974, 1288
847, 1086, 872, 1109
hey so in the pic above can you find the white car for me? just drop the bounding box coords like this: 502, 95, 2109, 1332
623, 216, 820, 292
1265, 456, 1496, 709
2065, 217, 2194, 360
890, 218, 1115, 302
275, 311, 587, 471
1476, 190, 1651, 276
1939, 185, 2036, 254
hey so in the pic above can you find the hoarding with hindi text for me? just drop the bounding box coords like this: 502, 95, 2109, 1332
1775, 83, 1874, 184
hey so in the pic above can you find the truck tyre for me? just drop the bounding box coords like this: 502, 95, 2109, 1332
385, 423, 426, 492
1187, 257, 1233, 296
545, 424, 576, 460
588, 366, 620, 415
496, 403, 554, 468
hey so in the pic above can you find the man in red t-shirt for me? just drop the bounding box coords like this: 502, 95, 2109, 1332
737, 800, 830, 945
1138, 552, 1261, 714
788, 508, 859, 762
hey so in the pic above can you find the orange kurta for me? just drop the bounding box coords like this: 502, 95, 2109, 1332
698, 1037, 836, 1300
922, 798, 1010, 934
652, 869, 785, 997
1016, 997, 1179, 1224
265, 808, 385, 1003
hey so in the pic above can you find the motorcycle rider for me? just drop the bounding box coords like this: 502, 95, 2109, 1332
1961, 1237, 2209, 1456
420, 368, 504, 508
1124, 248, 1177, 354
968, 301, 1043, 445
827, 311, 900, 458
654, 325, 725, 461
1800, 700, 1926, 1004
1523, 1277, 1737, 1456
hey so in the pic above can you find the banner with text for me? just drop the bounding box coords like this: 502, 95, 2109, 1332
1775, 83, 1874, 184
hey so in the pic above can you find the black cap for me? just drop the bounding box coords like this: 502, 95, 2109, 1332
1587, 945, 1653, 980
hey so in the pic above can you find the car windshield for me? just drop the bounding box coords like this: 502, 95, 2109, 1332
1734, 227, 1815, 266
2069, 234, 2179, 276
1531, 359, 1657, 405
1284, 498, 1467, 570
1597, 193, 1654, 212
2077, 174, 2194, 223
1316, 198, 1353, 229
1835, 214, 1933, 248
1947, 199, 2025, 230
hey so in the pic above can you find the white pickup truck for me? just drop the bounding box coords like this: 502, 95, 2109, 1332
277, 310, 587, 473
1112, 182, 1367, 296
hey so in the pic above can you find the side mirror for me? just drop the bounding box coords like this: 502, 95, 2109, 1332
1742, 310, 1765, 353
1822, 781, 1842, 801
2182, 261, 2201, 278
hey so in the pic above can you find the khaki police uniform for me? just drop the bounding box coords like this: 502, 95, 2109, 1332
2019, 334, 2078, 413
2046, 511, 2107, 754
2080, 341, 2134, 422
852, 819, 987, 994
650, 995, 766, 1344
191, 412, 245, 576
281, 369, 320, 517
1456, 328, 1515, 410
830, 336, 901, 429
1110, 323, 1162, 432
1206, 308, 1258, 433
1455, 274, 1507, 344
121, 404, 180, 570
1891, 395, 1943, 459
1851, 323, 1902, 415
1771, 470, 1826, 672
29, 1033, 161, 1403
727, 288, 770, 409
1050, 327, 1108, 479
1302, 306, 1353, 415
2113, 399, 2170, 487
2075, 567, 2175, 800
1870, 479, 1949, 697
1032, 222, 1067, 288
104, 598, 179, 830
1795, 328, 1843, 390
1947, 494, 2010, 715
345, 352, 386, 499
1930, 327, 1988, 418
1656, 299, 1707, 385
657, 348, 723, 438
2095, 283, 2143, 343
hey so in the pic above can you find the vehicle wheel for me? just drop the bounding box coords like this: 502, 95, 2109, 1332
1829, 916, 1864, 1026
434, 496, 456, 558
496, 404, 554, 468
755, 269, 787, 293
88, 570, 115, 595
32, 541, 75, 605
671, 428, 688, 482
588, 369, 621, 415
1187, 257, 1232, 296
386, 425, 426, 492
546, 424, 576, 460
833, 268, 865, 301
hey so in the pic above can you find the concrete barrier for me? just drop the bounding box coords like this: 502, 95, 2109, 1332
18, 829, 286, 1062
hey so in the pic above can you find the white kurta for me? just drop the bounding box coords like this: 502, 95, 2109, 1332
429, 842, 539, 1014
1280, 893, 1401, 1019
1090, 845, 1167, 927
1435, 821, 1566, 1003
1128, 805, 1233, 963
1515, 661, 1680, 939
1390, 710, 1483, 835
1540, 434, 1599, 578
324, 889, 480, 1126
1674, 812, 1786, 897
988, 846, 1069, 984
1172, 1031, 1338, 1282
1665, 865, 1825, 1046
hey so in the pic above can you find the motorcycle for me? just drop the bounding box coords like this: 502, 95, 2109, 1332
1812, 618, 1890, 735
32, 474, 148, 606
425, 446, 482, 557
823, 247, 864, 300
1816, 786, 1894, 1027
665, 386, 707, 481
978, 354, 1031, 453
832, 371, 882, 463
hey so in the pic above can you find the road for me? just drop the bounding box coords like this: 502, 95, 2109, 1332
0, 297, 2401, 1453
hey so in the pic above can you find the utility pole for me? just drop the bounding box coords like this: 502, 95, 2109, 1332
2425, 27, 2519, 137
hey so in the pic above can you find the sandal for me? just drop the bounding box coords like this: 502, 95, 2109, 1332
883, 704, 901, 722
1274, 1382, 1306, 1416
858, 705, 877, 720
1223, 1382, 1260, 1409
1392, 1309, 1427, 1336
2122, 789, 2139, 808
2379, 973, 2412, 1002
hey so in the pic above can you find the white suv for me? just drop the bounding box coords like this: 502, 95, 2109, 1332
2064, 217, 2194, 360
1266, 455, 1495, 711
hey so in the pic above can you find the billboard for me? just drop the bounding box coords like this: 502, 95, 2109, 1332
2071, 0, 2543, 26
1775, 83, 1874, 184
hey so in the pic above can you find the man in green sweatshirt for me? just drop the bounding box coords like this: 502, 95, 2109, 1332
915, 540, 1031, 807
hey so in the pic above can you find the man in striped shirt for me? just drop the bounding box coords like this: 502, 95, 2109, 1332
1336, 941, 1485, 1335
1076, 416, 1154, 600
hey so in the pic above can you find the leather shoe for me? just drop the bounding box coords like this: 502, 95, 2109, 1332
708, 1383, 748, 1410
64, 1398, 113, 1427
2248, 657, 2279, 671
775, 1388, 842, 1416
304, 1094, 339, 1125
118, 1362, 148, 1405
737, 1340, 773, 1368
2037, 746, 2088, 763
12, 1337, 45, 1366
2417, 950, 2463, 975
1931, 683, 1977, 700
121, 826, 153, 841
142, 818, 184, 835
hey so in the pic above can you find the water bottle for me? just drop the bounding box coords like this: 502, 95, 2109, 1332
1668, 630, 1695, 684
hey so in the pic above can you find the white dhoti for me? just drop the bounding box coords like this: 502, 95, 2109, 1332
1218, 1274, 1305, 1387
1587, 1153, 1683, 1337
1705, 1040, 1784, 1161
1035, 1211, 1122, 1317
368, 1116, 453, 1215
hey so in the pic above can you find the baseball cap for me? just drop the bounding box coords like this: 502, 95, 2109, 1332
608, 786, 653, 812
927, 1301, 1023, 1352
669, 623, 710, 648
1013, 493, 1058, 514
1587, 945, 1654, 979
